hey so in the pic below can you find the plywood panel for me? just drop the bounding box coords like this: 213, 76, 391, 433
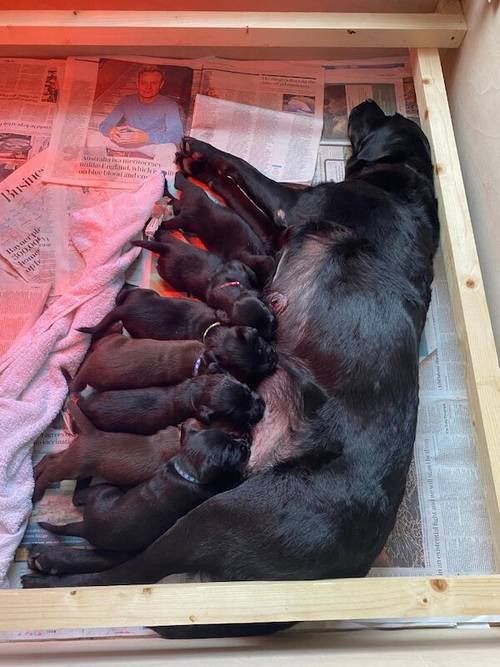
0, 11, 466, 50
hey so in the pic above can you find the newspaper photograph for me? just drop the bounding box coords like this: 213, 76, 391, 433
0, 58, 65, 183
44, 57, 200, 189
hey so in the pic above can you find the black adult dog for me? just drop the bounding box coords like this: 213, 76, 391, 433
23, 102, 439, 635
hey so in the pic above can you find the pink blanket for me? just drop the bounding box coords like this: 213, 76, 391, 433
0, 173, 164, 585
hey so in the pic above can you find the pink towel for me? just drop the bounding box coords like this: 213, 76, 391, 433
0, 173, 164, 585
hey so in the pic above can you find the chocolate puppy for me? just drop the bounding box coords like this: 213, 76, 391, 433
33, 402, 181, 503
71, 334, 206, 392
39, 420, 250, 552
159, 172, 267, 260
78, 287, 229, 341
78, 373, 265, 435
78, 288, 277, 385
134, 239, 276, 340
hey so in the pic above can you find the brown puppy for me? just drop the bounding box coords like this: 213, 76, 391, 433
39, 420, 250, 553
78, 373, 265, 435
70, 334, 206, 392
33, 402, 180, 502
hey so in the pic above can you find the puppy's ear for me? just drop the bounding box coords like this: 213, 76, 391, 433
241, 254, 275, 286
236, 326, 257, 344
214, 309, 230, 324
206, 360, 225, 375
180, 419, 201, 443
196, 405, 215, 424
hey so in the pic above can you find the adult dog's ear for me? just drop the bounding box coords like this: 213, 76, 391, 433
348, 99, 386, 153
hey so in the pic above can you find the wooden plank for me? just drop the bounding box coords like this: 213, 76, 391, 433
0, 11, 465, 49
2, 575, 500, 631
410, 48, 500, 565
2, 629, 500, 665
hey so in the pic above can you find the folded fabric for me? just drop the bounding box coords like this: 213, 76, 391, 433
0, 172, 164, 585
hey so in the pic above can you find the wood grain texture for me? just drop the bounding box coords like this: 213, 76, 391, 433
411, 48, 500, 566
2, 576, 500, 631
0, 11, 465, 49
2, 628, 500, 665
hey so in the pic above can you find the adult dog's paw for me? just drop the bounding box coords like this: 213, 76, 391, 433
27, 544, 60, 574
21, 573, 60, 588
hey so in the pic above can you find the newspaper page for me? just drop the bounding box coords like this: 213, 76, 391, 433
0, 150, 119, 296
44, 57, 202, 190
199, 60, 324, 120
192, 61, 324, 184
0, 58, 65, 184
0, 283, 50, 358
191, 94, 323, 184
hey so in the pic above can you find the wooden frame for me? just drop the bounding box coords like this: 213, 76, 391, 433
1, 4, 500, 646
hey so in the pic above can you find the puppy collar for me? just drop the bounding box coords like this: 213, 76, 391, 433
202, 321, 222, 342
192, 353, 205, 377
171, 459, 205, 485
213, 281, 242, 291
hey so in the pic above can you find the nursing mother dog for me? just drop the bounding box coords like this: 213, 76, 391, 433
23, 101, 439, 617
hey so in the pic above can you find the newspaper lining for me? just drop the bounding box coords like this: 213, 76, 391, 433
0, 58, 65, 185
0, 56, 495, 637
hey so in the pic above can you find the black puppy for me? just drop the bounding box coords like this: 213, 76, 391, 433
133, 235, 274, 294
78, 287, 228, 341
159, 172, 268, 259
23, 103, 439, 647
38, 420, 250, 553
77, 372, 265, 434
78, 287, 277, 385
134, 238, 276, 340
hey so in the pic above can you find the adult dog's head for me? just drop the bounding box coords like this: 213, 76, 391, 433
346, 99, 432, 180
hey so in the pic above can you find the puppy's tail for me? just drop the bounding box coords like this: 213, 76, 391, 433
77, 308, 122, 337
132, 240, 170, 255
67, 398, 96, 434
39, 521, 86, 538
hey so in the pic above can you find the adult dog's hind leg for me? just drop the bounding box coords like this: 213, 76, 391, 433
21, 477, 319, 589
179, 137, 298, 221
27, 544, 132, 575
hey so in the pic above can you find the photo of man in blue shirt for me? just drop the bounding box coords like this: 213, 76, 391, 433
99, 65, 185, 154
